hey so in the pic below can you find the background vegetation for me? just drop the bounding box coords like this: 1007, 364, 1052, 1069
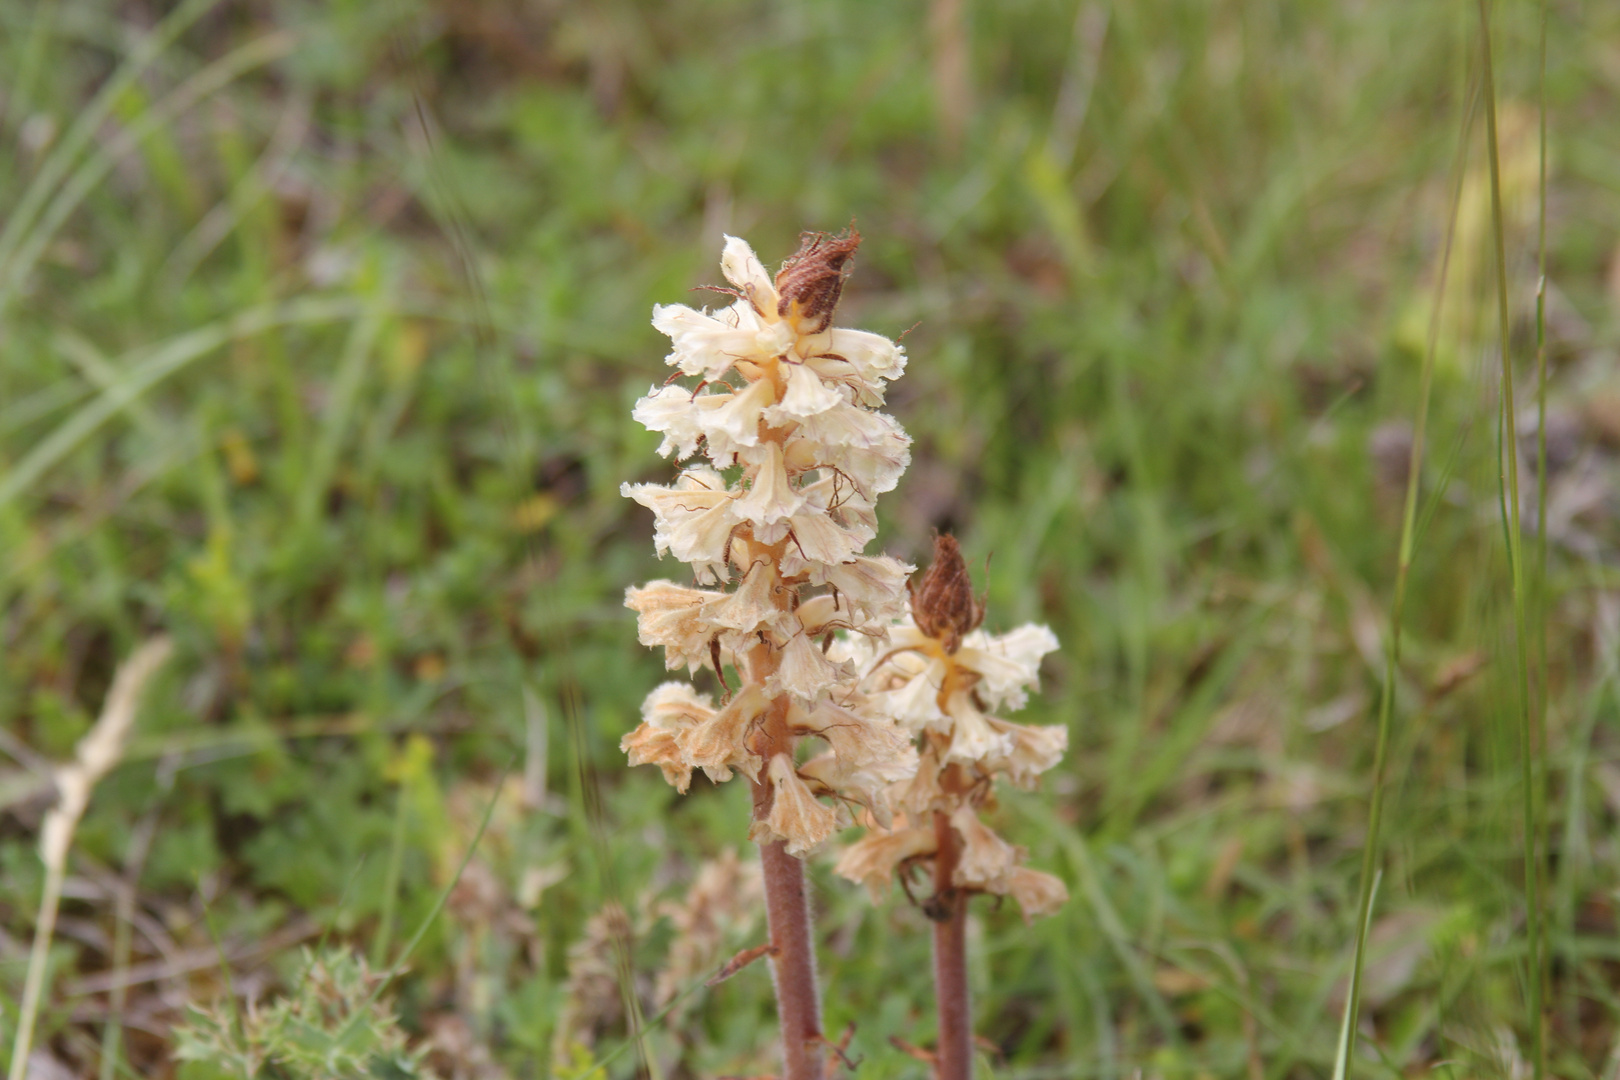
2, 0, 1617, 1076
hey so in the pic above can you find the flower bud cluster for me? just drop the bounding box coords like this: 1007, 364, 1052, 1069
834, 535, 1069, 921
620, 231, 921, 855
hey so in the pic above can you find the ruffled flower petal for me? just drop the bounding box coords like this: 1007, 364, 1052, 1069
721, 235, 780, 316
702, 375, 777, 455
806, 329, 907, 406
833, 822, 937, 902
942, 690, 1015, 764
956, 623, 1060, 713
869, 664, 947, 731
651, 304, 759, 381
625, 581, 727, 673
765, 362, 844, 423
621, 474, 739, 584
791, 405, 911, 497
1003, 866, 1068, 922
772, 629, 852, 702
734, 441, 803, 527
811, 556, 914, 622
703, 560, 782, 633
949, 805, 1021, 891
779, 512, 863, 567
677, 683, 768, 783
984, 718, 1069, 787
632, 385, 707, 460
622, 683, 715, 793
751, 754, 838, 856
797, 700, 918, 784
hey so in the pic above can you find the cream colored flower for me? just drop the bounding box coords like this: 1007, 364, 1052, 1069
751, 755, 839, 856
677, 682, 768, 783
625, 230, 920, 853
830, 535, 1068, 920
956, 623, 1060, 713
619, 682, 714, 794
833, 821, 937, 902
983, 718, 1069, 788
624, 581, 726, 674
949, 805, 1021, 892
1003, 866, 1069, 923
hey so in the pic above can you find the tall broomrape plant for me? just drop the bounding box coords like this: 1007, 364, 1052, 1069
835, 535, 1067, 1080
620, 229, 920, 1079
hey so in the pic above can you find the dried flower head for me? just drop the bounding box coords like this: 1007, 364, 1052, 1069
835, 535, 1069, 922
621, 232, 920, 851
774, 227, 863, 335
908, 533, 983, 654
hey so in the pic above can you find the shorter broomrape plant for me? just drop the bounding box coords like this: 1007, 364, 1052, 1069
834, 534, 1066, 1079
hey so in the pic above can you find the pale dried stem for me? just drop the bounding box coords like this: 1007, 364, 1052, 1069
931, 809, 972, 1080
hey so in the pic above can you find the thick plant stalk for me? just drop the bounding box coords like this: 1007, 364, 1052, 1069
758, 838, 824, 1079
749, 648, 825, 1079
931, 810, 972, 1080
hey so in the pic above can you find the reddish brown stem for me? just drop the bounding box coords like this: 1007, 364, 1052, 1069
752, 688, 824, 1080
932, 810, 972, 1080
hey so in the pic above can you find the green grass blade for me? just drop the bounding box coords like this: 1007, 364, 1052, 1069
0, 297, 364, 509
1336, 55, 1480, 1079
0, 30, 296, 321
1476, 1, 1544, 1073
0, 0, 222, 278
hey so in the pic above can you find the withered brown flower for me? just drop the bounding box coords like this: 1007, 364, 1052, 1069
774, 227, 862, 335
908, 533, 984, 654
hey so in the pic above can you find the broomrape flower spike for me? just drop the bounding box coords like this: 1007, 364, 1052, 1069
620, 228, 919, 1080
834, 534, 1067, 1080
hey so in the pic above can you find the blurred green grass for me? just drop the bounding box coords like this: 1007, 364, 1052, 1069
2, 0, 1618, 1076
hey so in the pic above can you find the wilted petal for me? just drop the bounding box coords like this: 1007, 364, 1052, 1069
798, 700, 918, 784
626, 581, 727, 673
984, 718, 1068, 787
780, 512, 862, 567
703, 560, 783, 633
1003, 866, 1068, 922
632, 385, 708, 460
751, 754, 838, 856
834, 824, 937, 902
766, 362, 844, 422
773, 629, 850, 701
677, 683, 768, 783
942, 690, 1014, 764
721, 235, 780, 316
957, 624, 1060, 713
702, 375, 777, 454
811, 556, 913, 622
949, 805, 1021, 891
735, 441, 803, 527
640, 682, 715, 729
621, 723, 692, 793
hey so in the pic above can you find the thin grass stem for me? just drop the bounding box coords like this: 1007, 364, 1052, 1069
1334, 57, 1479, 1080
1476, 1, 1545, 1073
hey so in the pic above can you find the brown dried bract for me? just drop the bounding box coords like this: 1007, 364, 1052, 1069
707, 941, 778, 985
776, 227, 861, 334
909, 534, 984, 654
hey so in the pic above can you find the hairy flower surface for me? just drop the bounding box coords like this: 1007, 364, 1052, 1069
621, 231, 919, 853
835, 535, 1069, 921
